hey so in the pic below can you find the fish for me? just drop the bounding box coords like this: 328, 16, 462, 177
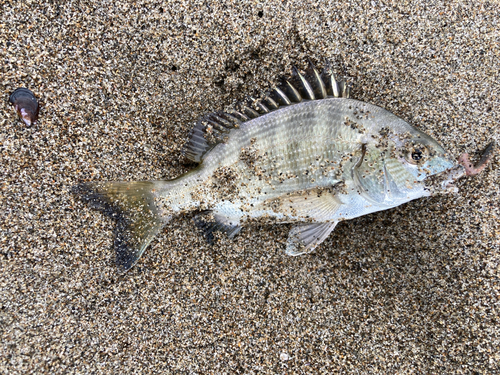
75, 61, 494, 272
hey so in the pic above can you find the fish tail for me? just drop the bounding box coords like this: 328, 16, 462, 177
73, 181, 167, 272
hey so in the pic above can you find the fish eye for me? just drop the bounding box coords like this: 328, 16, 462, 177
412, 149, 423, 161
405, 145, 428, 165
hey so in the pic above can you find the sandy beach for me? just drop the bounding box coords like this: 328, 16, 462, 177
1, 0, 499, 373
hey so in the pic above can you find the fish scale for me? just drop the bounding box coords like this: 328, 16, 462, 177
237, 103, 359, 186
75, 61, 474, 271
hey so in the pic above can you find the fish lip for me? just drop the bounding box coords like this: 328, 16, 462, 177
427, 141, 495, 192
423, 164, 466, 194
424, 140, 495, 194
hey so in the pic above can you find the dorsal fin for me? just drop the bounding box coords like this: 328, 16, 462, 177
279, 79, 303, 103
291, 66, 316, 100
182, 61, 351, 163
305, 60, 327, 99
182, 112, 241, 163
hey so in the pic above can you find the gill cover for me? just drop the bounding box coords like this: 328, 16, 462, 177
353, 143, 424, 205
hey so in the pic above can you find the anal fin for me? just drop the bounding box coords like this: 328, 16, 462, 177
194, 211, 242, 244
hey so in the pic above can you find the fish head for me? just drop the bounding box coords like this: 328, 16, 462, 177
395, 128, 456, 181
353, 125, 456, 206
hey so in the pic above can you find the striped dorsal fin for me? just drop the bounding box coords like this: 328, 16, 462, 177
182, 61, 350, 163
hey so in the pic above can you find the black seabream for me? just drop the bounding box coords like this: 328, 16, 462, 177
75, 62, 494, 271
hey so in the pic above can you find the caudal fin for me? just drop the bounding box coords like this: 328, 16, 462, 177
73, 181, 166, 272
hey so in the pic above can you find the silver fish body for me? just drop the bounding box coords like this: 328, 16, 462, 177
153, 97, 454, 255
76, 63, 462, 271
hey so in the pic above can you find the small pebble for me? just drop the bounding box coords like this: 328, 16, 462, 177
9, 87, 39, 126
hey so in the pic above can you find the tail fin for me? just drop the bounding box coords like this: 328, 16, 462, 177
73, 181, 166, 272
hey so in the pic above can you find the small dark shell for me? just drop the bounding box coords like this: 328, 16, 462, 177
9, 88, 39, 126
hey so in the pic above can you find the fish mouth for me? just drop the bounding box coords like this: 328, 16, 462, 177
423, 165, 466, 195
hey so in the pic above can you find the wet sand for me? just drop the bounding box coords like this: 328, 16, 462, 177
1, 0, 499, 373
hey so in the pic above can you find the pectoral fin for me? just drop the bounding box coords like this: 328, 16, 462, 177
286, 221, 338, 256
280, 188, 342, 221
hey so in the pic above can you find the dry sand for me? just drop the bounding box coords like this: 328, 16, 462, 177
1, 0, 499, 373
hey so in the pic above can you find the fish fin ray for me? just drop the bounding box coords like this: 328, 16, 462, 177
194, 211, 242, 244
73, 181, 166, 272
269, 86, 293, 106
182, 62, 350, 163
286, 222, 338, 256
305, 59, 327, 99
321, 60, 341, 97
291, 66, 315, 100
321, 60, 350, 98
182, 112, 241, 163
281, 187, 342, 222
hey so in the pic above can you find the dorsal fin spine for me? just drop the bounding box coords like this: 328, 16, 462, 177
211, 114, 232, 127
207, 119, 228, 133
228, 110, 249, 122
321, 62, 340, 97
284, 80, 303, 102
263, 95, 279, 109
293, 67, 315, 100
333, 78, 340, 97
248, 96, 270, 114
241, 105, 259, 118
219, 112, 241, 125
307, 60, 327, 99
271, 87, 292, 105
